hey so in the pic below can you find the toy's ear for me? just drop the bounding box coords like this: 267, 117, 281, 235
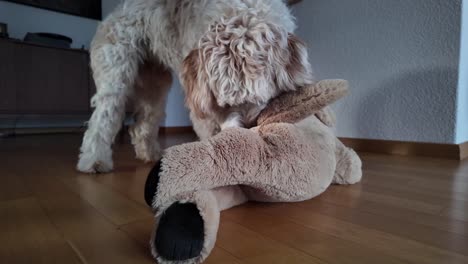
257, 79, 348, 125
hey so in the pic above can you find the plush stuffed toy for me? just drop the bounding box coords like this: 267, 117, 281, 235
144, 79, 362, 264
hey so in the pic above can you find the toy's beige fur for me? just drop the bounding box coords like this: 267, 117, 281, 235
149, 79, 362, 263
77, 0, 313, 173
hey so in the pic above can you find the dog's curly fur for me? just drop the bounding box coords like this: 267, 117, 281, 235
78, 0, 313, 173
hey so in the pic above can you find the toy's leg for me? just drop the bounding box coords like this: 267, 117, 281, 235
144, 121, 339, 207
143, 128, 264, 210
149, 186, 247, 263
333, 138, 362, 184
145, 123, 336, 263
212, 185, 248, 210
145, 124, 336, 209
145, 162, 247, 262
152, 200, 206, 263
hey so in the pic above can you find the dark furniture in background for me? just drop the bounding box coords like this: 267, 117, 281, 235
0, 23, 8, 38
4, 0, 102, 20
287, 0, 303, 5
0, 38, 95, 133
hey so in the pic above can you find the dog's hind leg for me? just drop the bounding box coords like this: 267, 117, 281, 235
77, 22, 143, 173
130, 61, 172, 162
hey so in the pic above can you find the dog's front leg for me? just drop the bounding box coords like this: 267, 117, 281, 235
77, 28, 142, 173
190, 111, 220, 140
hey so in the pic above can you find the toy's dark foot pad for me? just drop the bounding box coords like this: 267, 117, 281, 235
144, 160, 162, 207
155, 202, 204, 261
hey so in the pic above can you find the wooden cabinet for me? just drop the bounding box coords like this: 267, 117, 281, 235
0, 38, 93, 117
0, 40, 18, 113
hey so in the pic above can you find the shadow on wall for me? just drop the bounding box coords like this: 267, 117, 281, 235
355, 67, 458, 144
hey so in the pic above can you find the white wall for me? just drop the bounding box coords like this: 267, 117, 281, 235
3, 0, 463, 131
457, 0, 468, 144
0, 0, 122, 48
102, 0, 122, 18
0, 0, 192, 127
0, 1, 96, 49
163, 77, 192, 127
292, 0, 461, 144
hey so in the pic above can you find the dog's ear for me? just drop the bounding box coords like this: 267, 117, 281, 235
181, 49, 217, 119
277, 33, 314, 90
182, 16, 314, 119
197, 19, 277, 108
194, 15, 314, 110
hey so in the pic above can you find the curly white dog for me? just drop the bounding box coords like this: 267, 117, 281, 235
77, 0, 313, 173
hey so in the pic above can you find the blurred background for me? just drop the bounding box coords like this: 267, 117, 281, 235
0, 0, 466, 146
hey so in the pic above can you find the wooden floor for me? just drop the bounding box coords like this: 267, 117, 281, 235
1, 133, 468, 264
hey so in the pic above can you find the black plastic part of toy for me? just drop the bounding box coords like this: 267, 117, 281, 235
155, 202, 205, 261
144, 160, 162, 207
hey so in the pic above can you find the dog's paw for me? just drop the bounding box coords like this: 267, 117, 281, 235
135, 150, 162, 163
77, 153, 113, 173
134, 142, 162, 163
155, 202, 204, 261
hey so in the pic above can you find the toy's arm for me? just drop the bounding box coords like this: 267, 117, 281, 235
153, 127, 270, 209
315, 106, 336, 127
153, 122, 336, 209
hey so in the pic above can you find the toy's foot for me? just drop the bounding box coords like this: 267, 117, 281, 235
144, 160, 162, 207
155, 202, 204, 261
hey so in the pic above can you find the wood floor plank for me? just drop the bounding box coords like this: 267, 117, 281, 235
60, 175, 152, 225
329, 196, 468, 237
363, 166, 468, 182
362, 174, 468, 205
94, 166, 153, 207
360, 153, 466, 169
442, 203, 468, 222
364, 163, 468, 180
21, 171, 155, 264
223, 206, 407, 264
120, 218, 244, 264
409, 178, 468, 196
217, 220, 328, 264
296, 199, 468, 255
317, 185, 444, 215
203, 247, 243, 264
363, 168, 468, 198
119, 218, 154, 247
327, 178, 468, 237
0, 171, 32, 202
256, 203, 468, 264
0, 197, 82, 264
3, 133, 468, 263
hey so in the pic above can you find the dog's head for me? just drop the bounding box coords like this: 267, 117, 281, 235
181, 14, 313, 119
